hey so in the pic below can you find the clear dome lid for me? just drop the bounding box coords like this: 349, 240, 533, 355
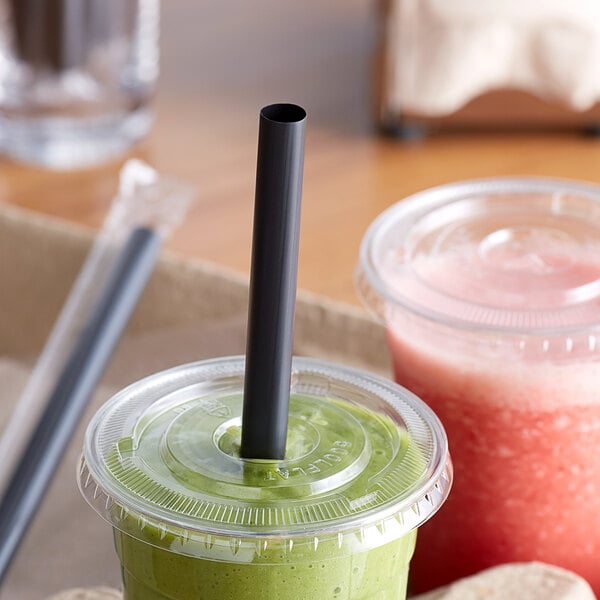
79, 357, 451, 558
356, 178, 600, 335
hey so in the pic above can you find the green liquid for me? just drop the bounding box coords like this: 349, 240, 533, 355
115, 528, 416, 599
108, 394, 424, 600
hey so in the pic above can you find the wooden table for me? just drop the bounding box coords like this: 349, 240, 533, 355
3, 0, 600, 306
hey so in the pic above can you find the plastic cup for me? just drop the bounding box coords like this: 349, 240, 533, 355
356, 177, 600, 594
78, 356, 451, 600
0, 0, 158, 169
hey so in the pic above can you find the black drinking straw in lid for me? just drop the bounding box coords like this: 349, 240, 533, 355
241, 103, 307, 460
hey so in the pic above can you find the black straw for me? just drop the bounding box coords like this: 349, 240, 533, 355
240, 104, 306, 460
0, 227, 161, 586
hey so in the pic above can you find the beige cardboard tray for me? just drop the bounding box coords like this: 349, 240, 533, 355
0, 204, 388, 599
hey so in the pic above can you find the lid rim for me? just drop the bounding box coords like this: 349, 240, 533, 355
80, 356, 451, 541
357, 176, 600, 336
78, 455, 453, 541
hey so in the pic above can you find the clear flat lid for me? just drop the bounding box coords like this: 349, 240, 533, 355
79, 357, 451, 548
356, 178, 600, 334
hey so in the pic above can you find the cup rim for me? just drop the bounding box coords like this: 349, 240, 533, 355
356, 176, 600, 337
78, 355, 452, 554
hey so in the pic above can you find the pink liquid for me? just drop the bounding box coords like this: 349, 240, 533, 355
389, 326, 600, 594
363, 189, 600, 592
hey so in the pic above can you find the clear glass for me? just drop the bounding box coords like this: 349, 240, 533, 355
79, 356, 452, 600
356, 177, 600, 594
0, 0, 159, 169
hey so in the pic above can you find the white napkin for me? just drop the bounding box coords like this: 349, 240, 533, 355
385, 0, 600, 115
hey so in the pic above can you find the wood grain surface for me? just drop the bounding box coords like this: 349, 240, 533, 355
2, 0, 600, 306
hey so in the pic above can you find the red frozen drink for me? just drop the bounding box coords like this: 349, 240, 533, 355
356, 178, 600, 594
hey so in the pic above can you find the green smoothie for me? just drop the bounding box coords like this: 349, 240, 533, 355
114, 521, 416, 599
79, 357, 451, 600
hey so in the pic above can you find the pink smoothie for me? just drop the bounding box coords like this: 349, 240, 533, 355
389, 325, 600, 593
356, 180, 600, 594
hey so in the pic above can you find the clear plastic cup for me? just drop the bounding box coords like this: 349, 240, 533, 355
355, 177, 600, 594
0, 0, 159, 169
78, 356, 452, 600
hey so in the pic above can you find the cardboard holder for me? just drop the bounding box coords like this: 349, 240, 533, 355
0, 204, 389, 599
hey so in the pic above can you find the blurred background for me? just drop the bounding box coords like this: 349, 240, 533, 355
0, 0, 596, 306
